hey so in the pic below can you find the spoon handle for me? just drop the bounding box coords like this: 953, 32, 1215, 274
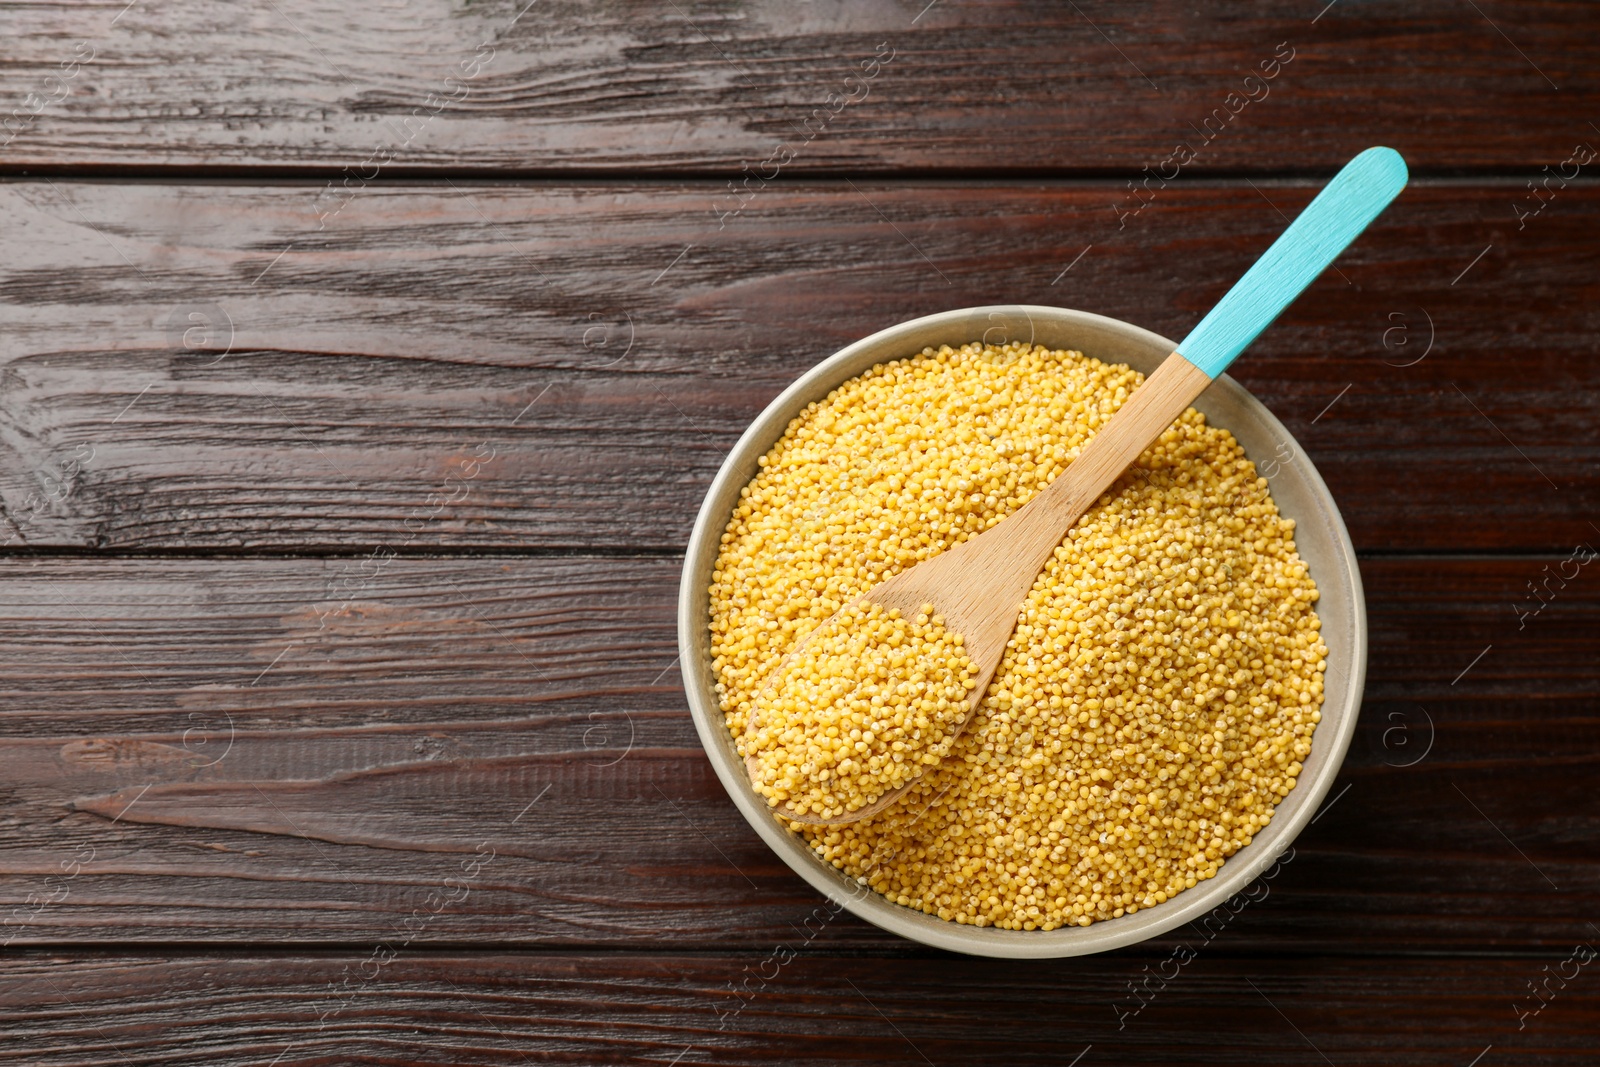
1014, 147, 1409, 564
1177, 145, 1409, 378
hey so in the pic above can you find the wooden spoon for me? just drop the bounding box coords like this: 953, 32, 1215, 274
747, 146, 1408, 826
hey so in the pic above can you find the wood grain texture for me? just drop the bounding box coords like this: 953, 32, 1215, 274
0, 1, 1594, 174
1, 0, 1593, 1054
1, 181, 1595, 552
0, 555, 1593, 950
5, 951, 1598, 1066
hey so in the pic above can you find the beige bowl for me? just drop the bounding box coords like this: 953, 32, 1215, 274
677, 305, 1366, 958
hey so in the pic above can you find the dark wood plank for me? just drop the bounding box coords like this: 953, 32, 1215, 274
7, 951, 1598, 1065
0, 555, 1593, 951
1, 181, 1596, 552
0, 1, 1594, 173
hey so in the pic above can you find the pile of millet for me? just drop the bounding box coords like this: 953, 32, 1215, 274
746, 600, 978, 821
709, 341, 1325, 930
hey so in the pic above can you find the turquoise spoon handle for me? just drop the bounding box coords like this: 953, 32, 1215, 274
1177, 146, 1409, 378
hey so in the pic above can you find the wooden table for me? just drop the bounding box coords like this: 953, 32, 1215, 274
2, 2, 1596, 1063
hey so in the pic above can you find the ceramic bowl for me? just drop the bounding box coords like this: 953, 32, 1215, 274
678, 305, 1365, 958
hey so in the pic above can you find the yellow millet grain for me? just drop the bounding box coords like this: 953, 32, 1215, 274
747, 600, 978, 820
708, 341, 1326, 931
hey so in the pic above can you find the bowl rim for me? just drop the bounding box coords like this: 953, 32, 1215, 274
677, 304, 1367, 958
